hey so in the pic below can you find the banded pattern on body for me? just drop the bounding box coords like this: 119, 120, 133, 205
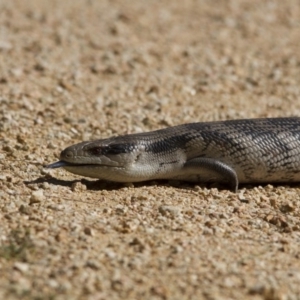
46, 117, 300, 191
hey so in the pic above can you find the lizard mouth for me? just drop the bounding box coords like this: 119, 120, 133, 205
44, 161, 115, 168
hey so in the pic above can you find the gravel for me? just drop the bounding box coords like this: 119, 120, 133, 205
1, 0, 300, 299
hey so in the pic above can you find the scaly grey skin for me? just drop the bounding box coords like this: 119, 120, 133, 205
45, 117, 300, 192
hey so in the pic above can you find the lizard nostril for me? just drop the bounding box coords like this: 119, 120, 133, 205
66, 151, 72, 158
61, 149, 73, 160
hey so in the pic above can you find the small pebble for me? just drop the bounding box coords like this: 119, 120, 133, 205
84, 227, 94, 236
158, 205, 181, 216
71, 181, 87, 192
14, 262, 29, 273
30, 190, 44, 204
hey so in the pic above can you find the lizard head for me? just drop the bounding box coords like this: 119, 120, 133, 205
45, 138, 145, 181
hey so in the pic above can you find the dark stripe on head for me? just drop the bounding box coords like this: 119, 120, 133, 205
87, 143, 136, 156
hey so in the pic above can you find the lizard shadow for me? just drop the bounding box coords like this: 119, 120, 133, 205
25, 175, 236, 192
24, 175, 126, 191
24, 175, 192, 192
24, 175, 299, 194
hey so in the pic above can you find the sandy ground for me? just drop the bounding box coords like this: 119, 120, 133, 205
1, 0, 300, 299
